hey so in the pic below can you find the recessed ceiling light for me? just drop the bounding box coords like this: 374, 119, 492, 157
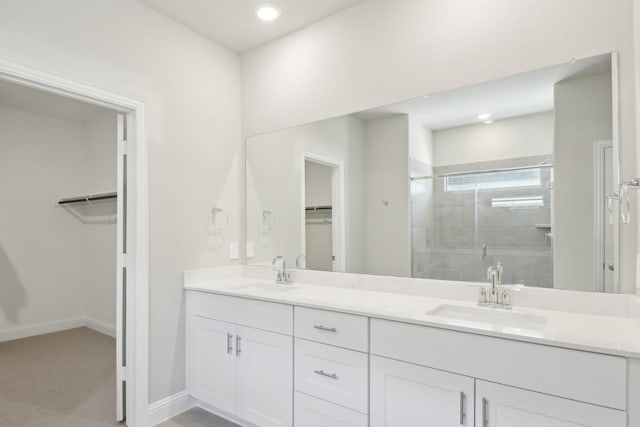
477, 113, 491, 121
484, 120, 494, 125
256, 4, 281, 21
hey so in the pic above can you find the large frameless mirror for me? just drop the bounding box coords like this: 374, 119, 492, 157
246, 53, 630, 293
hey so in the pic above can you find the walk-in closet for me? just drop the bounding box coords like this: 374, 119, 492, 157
0, 79, 124, 426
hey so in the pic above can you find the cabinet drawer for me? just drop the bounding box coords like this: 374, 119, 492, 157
371, 319, 627, 410
295, 392, 368, 427
295, 339, 368, 413
295, 306, 368, 351
188, 291, 292, 335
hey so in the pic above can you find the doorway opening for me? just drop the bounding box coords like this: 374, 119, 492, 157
0, 59, 148, 426
300, 154, 345, 272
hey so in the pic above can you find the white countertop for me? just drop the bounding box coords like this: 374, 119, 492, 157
184, 274, 640, 359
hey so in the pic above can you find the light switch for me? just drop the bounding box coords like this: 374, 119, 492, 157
246, 241, 254, 258
229, 241, 238, 260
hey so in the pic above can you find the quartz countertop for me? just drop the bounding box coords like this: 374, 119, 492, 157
184, 274, 640, 359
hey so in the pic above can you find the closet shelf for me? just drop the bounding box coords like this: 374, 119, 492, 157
58, 191, 117, 205
305, 205, 332, 212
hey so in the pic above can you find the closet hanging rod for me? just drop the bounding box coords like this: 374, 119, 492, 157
411, 163, 554, 181
305, 205, 332, 211
58, 191, 117, 205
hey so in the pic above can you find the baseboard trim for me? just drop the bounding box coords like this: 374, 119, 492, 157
148, 391, 196, 426
0, 317, 85, 342
84, 316, 116, 338
0, 316, 117, 342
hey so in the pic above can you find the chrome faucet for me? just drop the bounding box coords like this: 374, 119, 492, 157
272, 256, 292, 284
479, 262, 511, 309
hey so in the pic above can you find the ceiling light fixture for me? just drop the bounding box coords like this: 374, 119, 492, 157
484, 120, 494, 125
477, 113, 492, 121
256, 4, 281, 21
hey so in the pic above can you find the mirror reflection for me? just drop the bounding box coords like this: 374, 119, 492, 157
246, 53, 621, 293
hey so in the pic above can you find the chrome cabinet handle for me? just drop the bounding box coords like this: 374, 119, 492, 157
482, 397, 489, 427
314, 325, 337, 333
227, 333, 233, 354
314, 369, 338, 380
459, 391, 466, 425
236, 335, 241, 357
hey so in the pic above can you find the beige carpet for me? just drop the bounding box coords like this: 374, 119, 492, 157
0, 327, 120, 427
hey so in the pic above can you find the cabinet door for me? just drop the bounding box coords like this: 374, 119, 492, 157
237, 326, 293, 427
370, 356, 474, 427
187, 316, 237, 413
475, 380, 626, 427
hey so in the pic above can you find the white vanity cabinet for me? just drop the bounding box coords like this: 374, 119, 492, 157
187, 292, 294, 427
185, 287, 635, 427
370, 355, 474, 427
293, 307, 370, 426
476, 381, 626, 427
370, 318, 628, 427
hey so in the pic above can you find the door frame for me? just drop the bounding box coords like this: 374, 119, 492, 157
0, 59, 149, 427
593, 139, 615, 293
300, 152, 346, 272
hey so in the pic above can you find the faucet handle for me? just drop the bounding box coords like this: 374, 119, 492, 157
486, 266, 495, 280
501, 290, 512, 309
478, 288, 488, 304
496, 262, 503, 281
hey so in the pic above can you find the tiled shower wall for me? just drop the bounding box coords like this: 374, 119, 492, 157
411, 156, 554, 288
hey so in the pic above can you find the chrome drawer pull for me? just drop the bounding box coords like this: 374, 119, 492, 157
459, 391, 466, 425
236, 335, 241, 357
314, 325, 337, 333
482, 397, 488, 427
227, 333, 233, 354
314, 369, 338, 380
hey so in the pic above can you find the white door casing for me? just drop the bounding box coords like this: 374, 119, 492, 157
0, 59, 150, 427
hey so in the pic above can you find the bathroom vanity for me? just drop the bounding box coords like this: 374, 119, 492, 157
183, 267, 640, 427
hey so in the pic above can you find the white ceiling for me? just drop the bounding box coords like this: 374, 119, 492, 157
138, 0, 364, 53
356, 54, 611, 130
0, 79, 113, 123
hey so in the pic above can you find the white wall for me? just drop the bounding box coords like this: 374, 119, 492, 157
409, 119, 434, 177
242, 0, 637, 294
554, 73, 613, 292
0, 0, 243, 402
83, 113, 118, 329
0, 106, 87, 332
0, 104, 118, 336
433, 112, 554, 166
364, 115, 411, 277
305, 161, 333, 207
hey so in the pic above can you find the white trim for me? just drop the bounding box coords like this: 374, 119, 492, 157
593, 140, 614, 293
300, 152, 346, 272
610, 52, 621, 294
0, 316, 116, 342
85, 316, 117, 338
0, 58, 149, 427
0, 317, 85, 342
148, 391, 196, 426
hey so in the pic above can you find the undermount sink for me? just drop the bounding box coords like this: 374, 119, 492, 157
426, 304, 547, 333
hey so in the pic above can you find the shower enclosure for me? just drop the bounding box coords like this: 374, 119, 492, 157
411, 157, 554, 287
